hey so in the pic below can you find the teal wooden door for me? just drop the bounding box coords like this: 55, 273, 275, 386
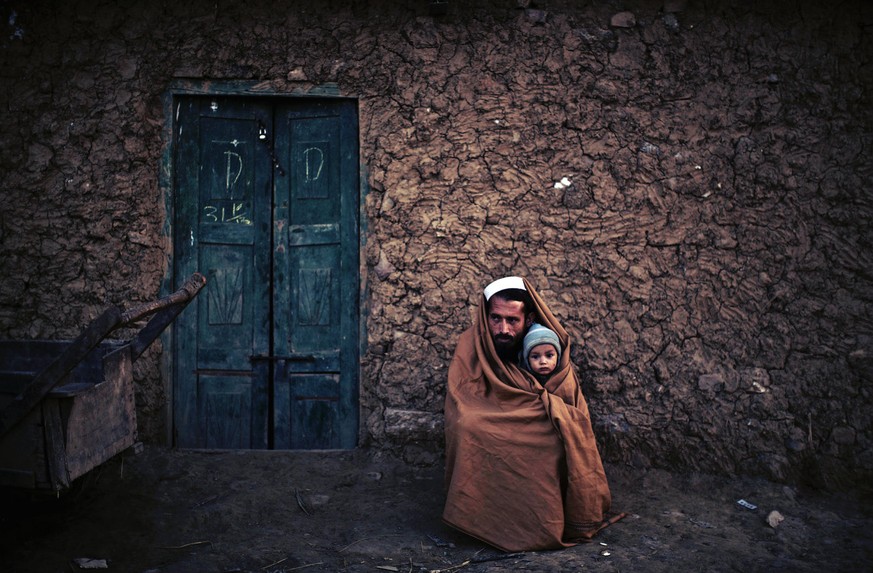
173, 96, 359, 449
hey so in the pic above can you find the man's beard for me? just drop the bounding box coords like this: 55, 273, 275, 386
493, 334, 521, 362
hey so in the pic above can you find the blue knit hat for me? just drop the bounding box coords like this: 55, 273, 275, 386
521, 323, 562, 370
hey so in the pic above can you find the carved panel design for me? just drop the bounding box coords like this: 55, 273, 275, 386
208, 267, 244, 325
298, 268, 331, 325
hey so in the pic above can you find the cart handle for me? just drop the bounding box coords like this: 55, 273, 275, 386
125, 273, 207, 362
121, 272, 206, 326
0, 273, 207, 438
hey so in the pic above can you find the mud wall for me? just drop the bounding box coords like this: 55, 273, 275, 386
0, 0, 870, 488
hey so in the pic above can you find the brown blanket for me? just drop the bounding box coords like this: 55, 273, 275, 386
442, 278, 613, 551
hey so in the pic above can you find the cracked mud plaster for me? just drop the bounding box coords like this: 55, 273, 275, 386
0, 0, 870, 488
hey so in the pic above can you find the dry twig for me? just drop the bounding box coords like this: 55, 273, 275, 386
295, 488, 311, 515
428, 551, 525, 573
159, 540, 212, 549
287, 563, 323, 572
261, 557, 287, 570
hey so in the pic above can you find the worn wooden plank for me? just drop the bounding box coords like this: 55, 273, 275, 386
0, 306, 123, 438
41, 399, 70, 490
63, 346, 137, 481
47, 383, 93, 397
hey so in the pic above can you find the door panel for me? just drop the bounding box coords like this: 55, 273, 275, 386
202, 375, 251, 449
272, 102, 359, 449
200, 245, 254, 366
290, 374, 340, 449
173, 96, 358, 450
174, 98, 272, 449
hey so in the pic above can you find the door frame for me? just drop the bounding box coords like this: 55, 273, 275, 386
159, 80, 366, 448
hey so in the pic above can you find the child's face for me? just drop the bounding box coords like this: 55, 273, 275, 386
528, 343, 558, 376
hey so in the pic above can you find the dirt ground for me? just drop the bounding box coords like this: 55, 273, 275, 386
1, 445, 871, 573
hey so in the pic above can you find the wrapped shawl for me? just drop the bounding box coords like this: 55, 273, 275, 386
442, 278, 612, 551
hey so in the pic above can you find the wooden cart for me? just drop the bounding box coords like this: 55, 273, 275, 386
0, 273, 206, 491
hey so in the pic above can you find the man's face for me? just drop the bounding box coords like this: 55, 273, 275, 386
487, 296, 532, 359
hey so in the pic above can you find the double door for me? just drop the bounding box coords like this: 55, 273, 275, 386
172, 96, 359, 449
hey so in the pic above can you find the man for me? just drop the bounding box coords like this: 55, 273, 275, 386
482, 276, 535, 362
442, 276, 616, 551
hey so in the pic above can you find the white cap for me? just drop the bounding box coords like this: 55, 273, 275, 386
483, 276, 526, 301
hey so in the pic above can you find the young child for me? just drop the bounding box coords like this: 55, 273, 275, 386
520, 323, 562, 383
